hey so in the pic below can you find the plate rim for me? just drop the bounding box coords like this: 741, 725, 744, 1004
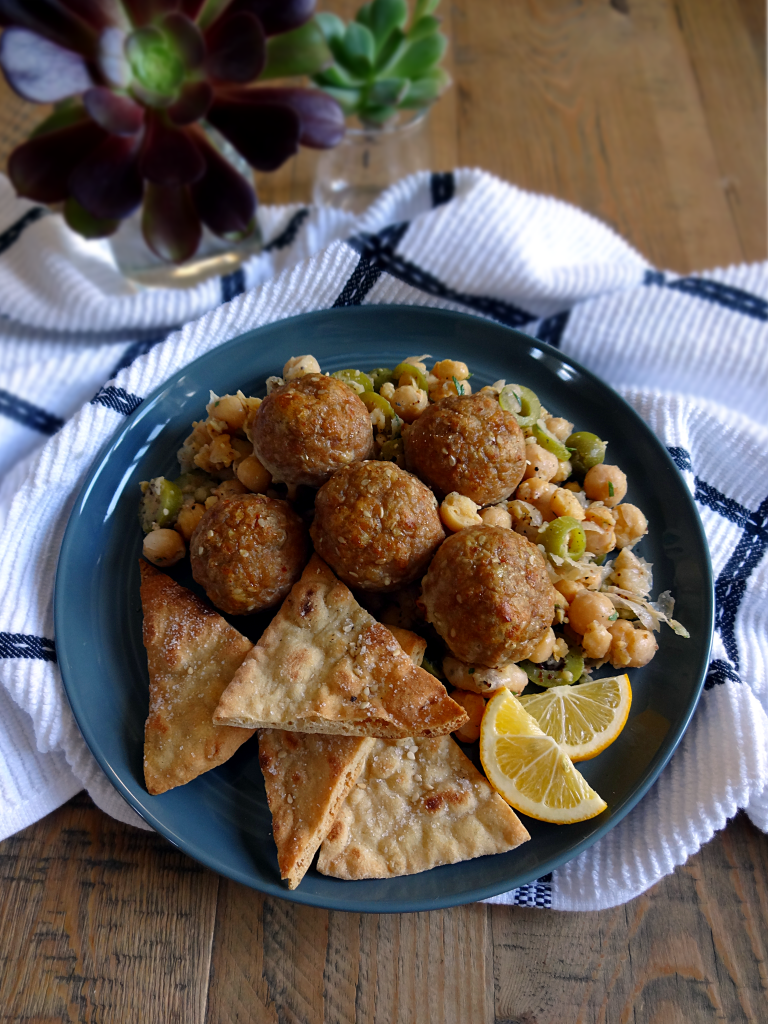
54, 304, 714, 912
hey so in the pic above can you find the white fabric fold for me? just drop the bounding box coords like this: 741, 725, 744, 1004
0, 167, 766, 910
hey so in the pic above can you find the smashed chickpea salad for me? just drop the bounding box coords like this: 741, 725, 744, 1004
137, 352, 688, 824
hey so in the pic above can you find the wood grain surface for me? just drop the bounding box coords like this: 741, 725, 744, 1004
0, 1, 766, 1022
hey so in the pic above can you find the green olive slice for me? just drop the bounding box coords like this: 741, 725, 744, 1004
331, 369, 373, 394
519, 649, 585, 688
499, 384, 541, 428
542, 516, 586, 560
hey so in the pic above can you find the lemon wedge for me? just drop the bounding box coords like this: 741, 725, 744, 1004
480, 688, 607, 824
519, 674, 632, 762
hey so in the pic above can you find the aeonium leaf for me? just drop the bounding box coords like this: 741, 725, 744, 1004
142, 182, 201, 264
314, 12, 346, 43
408, 15, 441, 42
413, 0, 441, 20
340, 21, 375, 76
29, 99, 88, 139
369, 0, 408, 50
391, 31, 447, 79
0, 27, 93, 103
64, 197, 119, 239
314, 84, 362, 116
366, 77, 408, 108
261, 20, 332, 80
399, 66, 450, 108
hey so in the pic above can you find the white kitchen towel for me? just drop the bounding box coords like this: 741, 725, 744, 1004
0, 167, 766, 912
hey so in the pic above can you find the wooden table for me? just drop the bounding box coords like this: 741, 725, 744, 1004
1, 2, 766, 1021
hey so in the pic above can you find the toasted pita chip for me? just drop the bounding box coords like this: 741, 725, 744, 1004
140, 561, 255, 795
317, 736, 530, 879
258, 730, 374, 888
214, 555, 467, 739
385, 625, 427, 666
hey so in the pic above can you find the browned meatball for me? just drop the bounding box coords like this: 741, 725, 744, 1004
403, 391, 526, 505
422, 525, 556, 667
190, 495, 308, 614
251, 374, 373, 488
310, 461, 445, 592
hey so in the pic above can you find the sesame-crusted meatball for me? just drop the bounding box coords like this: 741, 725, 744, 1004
311, 461, 445, 592
251, 374, 374, 488
190, 495, 308, 614
422, 525, 557, 667
404, 391, 526, 506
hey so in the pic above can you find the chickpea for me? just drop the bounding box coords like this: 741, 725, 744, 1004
143, 528, 185, 567
440, 492, 483, 532
523, 443, 559, 482
550, 487, 585, 521
545, 416, 574, 442
552, 458, 573, 483
583, 505, 616, 555
429, 378, 472, 402
613, 504, 648, 549
214, 478, 248, 499
380, 381, 396, 401
391, 385, 428, 423
554, 578, 585, 604
515, 478, 558, 520
584, 464, 627, 507
283, 354, 321, 380
581, 622, 612, 659
432, 358, 470, 381
480, 504, 513, 529
451, 690, 486, 743
207, 393, 248, 432
175, 503, 205, 541
236, 454, 272, 493
508, 499, 544, 541
568, 590, 616, 634
607, 619, 658, 668
445, 658, 528, 696
527, 627, 557, 664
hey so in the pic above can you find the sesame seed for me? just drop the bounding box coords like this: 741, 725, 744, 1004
198, 547, 204, 555
406, 751, 416, 760
207, 530, 214, 537
287, 794, 293, 804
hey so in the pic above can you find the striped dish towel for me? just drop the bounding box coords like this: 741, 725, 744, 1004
0, 167, 766, 912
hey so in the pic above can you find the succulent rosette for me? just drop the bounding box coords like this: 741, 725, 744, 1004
0, 0, 345, 262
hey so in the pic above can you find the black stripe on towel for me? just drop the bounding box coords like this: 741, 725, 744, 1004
666, 446, 693, 474
430, 172, 455, 207
535, 310, 570, 349
704, 659, 741, 690
503, 877, 552, 908
0, 388, 64, 435
695, 478, 751, 529
220, 268, 246, 303
0, 207, 48, 256
110, 333, 171, 377
0, 632, 56, 662
91, 385, 143, 416
347, 226, 536, 328
712, 493, 768, 669
264, 208, 310, 252
332, 224, 410, 307
644, 269, 768, 322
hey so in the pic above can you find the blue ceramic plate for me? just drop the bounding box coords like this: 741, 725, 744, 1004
55, 306, 713, 912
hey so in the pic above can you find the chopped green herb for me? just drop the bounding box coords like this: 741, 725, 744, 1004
468, 666, 475, 674
452, 375, 465, 396
608, 612, 619, 621
608, 481, 615, 497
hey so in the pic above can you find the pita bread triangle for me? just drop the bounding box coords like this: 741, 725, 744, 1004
258, 729, 374, 889
140, 561, 256, 795
213, 554, 468, 739
317, 736, 531, 880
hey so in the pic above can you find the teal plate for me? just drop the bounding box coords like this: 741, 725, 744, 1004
55, 306, 713, 912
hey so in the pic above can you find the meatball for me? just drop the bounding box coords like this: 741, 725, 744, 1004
403, 391, 526, 506
190, 495, 308, 614
422, 525, 557, 667
311, 461, 445, 592
251, 374, 373, 488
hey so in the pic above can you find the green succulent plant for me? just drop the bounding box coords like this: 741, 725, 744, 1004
312, 0, 449, 128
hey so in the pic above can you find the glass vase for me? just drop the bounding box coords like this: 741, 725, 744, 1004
312, 109, 432, 215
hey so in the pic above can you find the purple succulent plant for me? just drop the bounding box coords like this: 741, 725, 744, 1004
0, 0, 345, 262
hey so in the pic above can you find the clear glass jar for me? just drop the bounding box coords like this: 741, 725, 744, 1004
312, 109, 431, 215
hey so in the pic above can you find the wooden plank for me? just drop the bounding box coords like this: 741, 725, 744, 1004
491, 812, 768, 1024
0, 793, 218, 1024
450, 0, 744, 273
673, 0, 767, 262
